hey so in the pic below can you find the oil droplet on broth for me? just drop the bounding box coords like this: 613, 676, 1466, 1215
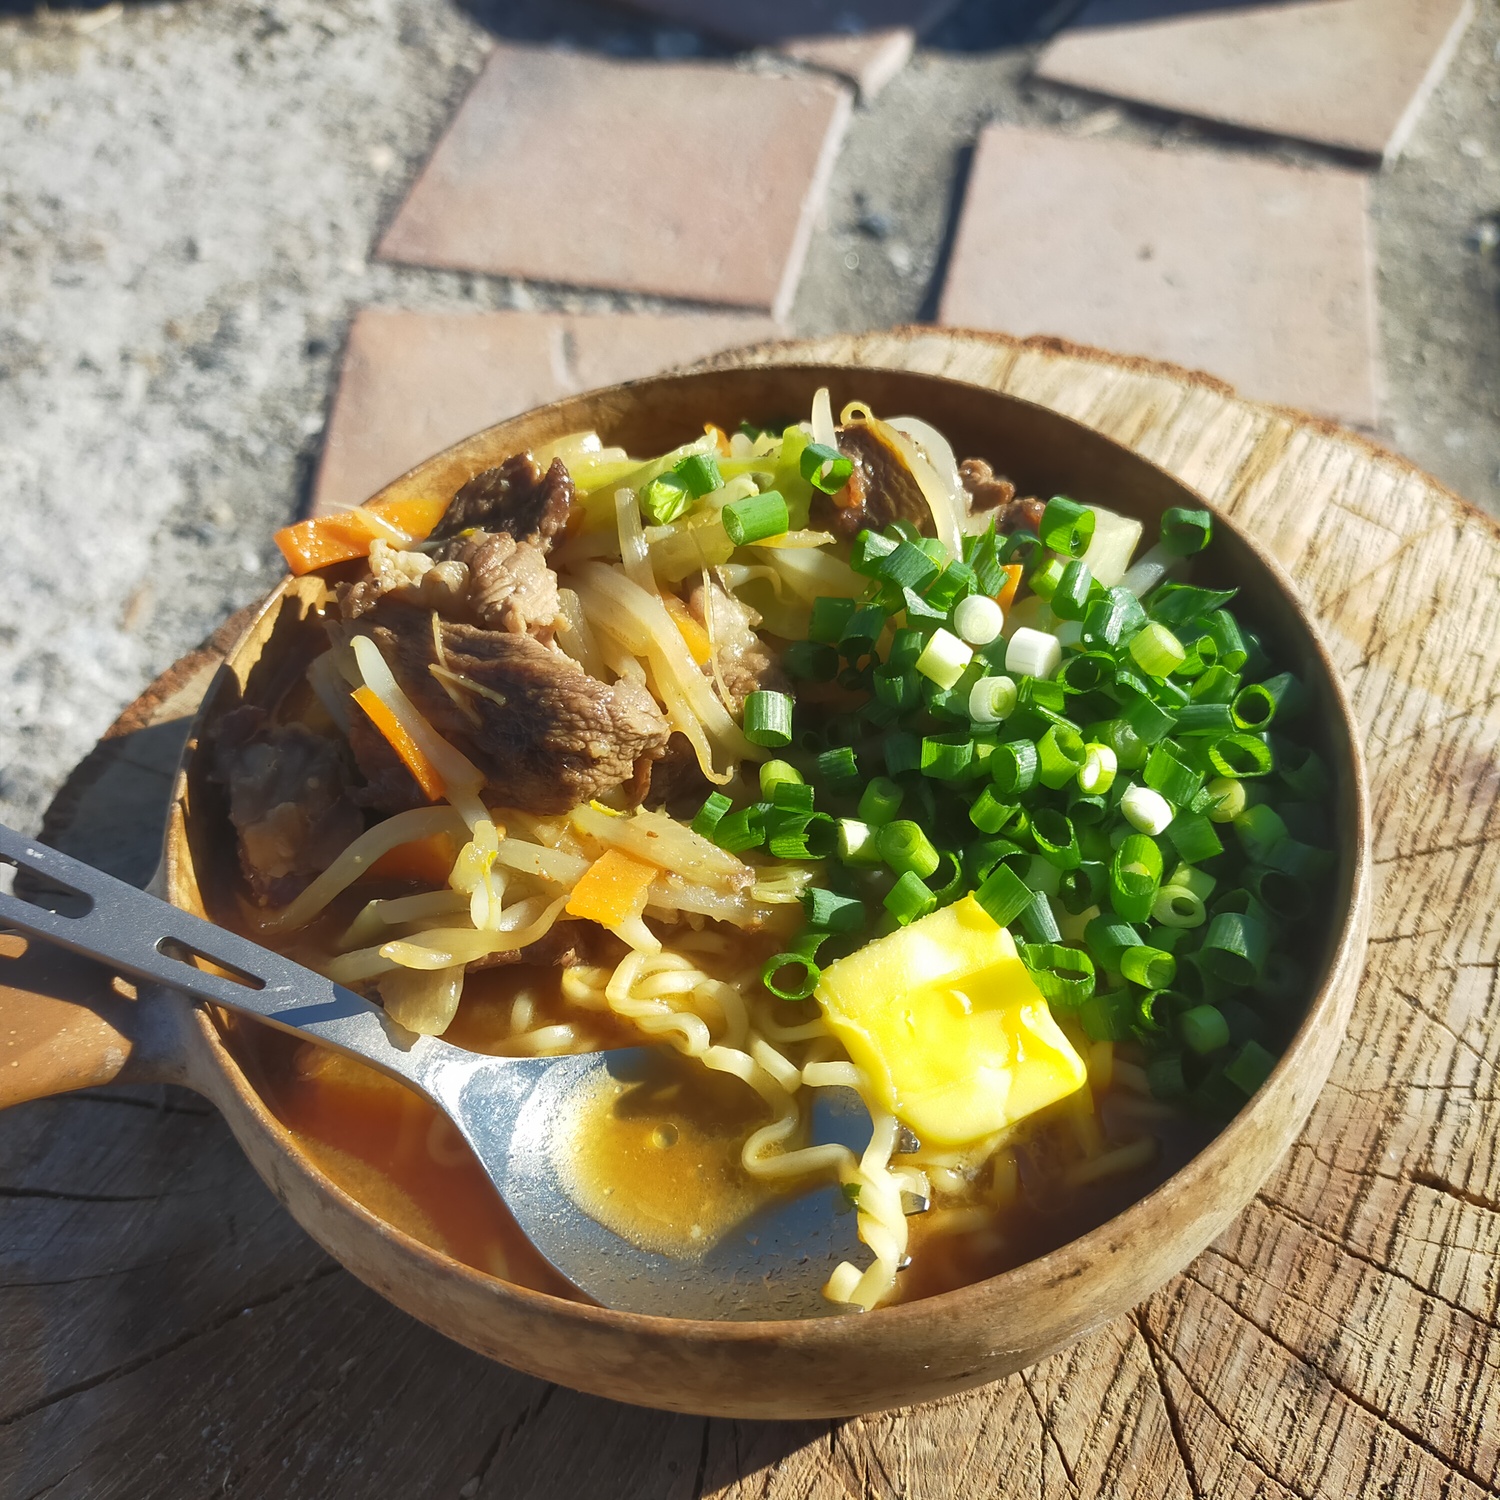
553, 1052, 782, 1259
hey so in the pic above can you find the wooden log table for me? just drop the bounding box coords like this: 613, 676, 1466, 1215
4, 329, 1498, 1499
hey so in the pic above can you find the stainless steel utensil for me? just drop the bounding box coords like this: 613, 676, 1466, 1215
0, 824, 875, 1319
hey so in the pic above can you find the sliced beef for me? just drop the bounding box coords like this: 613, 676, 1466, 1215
642, 730, 711, 814
350, 603, 670, 815
211, 706, 363, 907
431, 453, 575, 548
810, 422, 932, 541
958, 458, 1044, 535
337, 541, 469, 622
431, 530, 558, 637
346, 706, 428, 814
686, 577, 786, 712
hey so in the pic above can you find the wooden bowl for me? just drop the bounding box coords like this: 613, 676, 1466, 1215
158, 364, 1369, 1418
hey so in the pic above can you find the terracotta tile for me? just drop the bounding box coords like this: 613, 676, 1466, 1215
778, 29, 915, 100
939, 127, 1378, 426
310, 307, 779, 515
1035, 0, 1475, 161
377, 46, 852, 318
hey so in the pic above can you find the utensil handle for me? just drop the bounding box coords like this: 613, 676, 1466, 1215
0, 824, 434, 1090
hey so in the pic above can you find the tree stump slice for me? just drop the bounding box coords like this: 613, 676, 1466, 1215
4, 328, 1497, 1499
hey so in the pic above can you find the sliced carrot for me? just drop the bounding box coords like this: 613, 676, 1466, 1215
273, 495, 451, 576
704, 423, 732, 457
368, 832, 459, 885
662, 592, 712, 667
351, 686, 447, 802
996, 563, 1023, 613
565, 849, 660, 927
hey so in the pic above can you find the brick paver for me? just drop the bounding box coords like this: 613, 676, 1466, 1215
377, 45, 851, 318
1035, 0, 1475, 161
311, 307, 777, 515
939, 126, 1378, 426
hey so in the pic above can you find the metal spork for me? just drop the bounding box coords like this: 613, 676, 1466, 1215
0, 824, 877, 1320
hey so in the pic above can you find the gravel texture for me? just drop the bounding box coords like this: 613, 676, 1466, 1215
2, 0, 1497, 834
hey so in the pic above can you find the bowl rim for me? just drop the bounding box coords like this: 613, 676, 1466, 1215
170, 361, 1371, 1345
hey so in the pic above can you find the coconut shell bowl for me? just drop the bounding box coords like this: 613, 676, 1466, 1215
1, 364, 1368, 1419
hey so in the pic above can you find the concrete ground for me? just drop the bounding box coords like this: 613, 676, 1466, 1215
1, 0, 1497, 834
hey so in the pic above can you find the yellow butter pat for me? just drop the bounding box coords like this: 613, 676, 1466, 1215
814, 895, 1087, 1147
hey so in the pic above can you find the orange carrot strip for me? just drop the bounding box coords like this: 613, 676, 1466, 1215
351, 686, 446, 802
273, 495, 451, 576
564, 849, 660, 927
662, 592, 712, 667
997, 563, 1023, 613
368, 832, 459, 885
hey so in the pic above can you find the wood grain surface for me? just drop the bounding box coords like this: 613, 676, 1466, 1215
4, 328, 1498, 1498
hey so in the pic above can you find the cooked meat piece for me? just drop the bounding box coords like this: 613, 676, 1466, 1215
810, 422, 932, 541
431, 453, 575, 548
958, 457, 1015, 514
959, 461, 1045, 536
337, 540, 469, 622
211, 706, 364, 907
642, 730, 711, 815
686, 577, 787, 712
346, 705, 428, 814
432, 530, 558, 637
351, 603, 670, 815
465, 917, 624, 973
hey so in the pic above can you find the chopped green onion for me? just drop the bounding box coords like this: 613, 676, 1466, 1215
1079, 989, 1135, 1041
1082, 587, 1147, 650
1224, 1039, 1277, 1095
1050, 559, 1093, 621
968, 787, 1017, 834
1128, 622, 1187, 678
1031, 808, 1081, 870
1143, 744, 1203, 806
953, 593, 1005, 647
884, 870, 937, 925
1277, 743, 1330, 799
1084, 914, 1143, 968
1077, 742, 1117, 795
968, 674, 1019, 725
783, 639, 839, 681
768, 811, 832, 859
1262, 838, 1334, 879
1233, 803, 1288, 863
1199, 911, 1270, 985
804, 886, 865, 933
1099, 717, 1149, 771
924, 561, 978, 612
816, 746, 860, 791
674, 452, 722, 498
1147, 1054, 1188, 1099
1181, 1003, 1230, 1055
877, 539, 941, 592
849, 529, 899, 577
1121, 945, 1176, 989
1058, 860, 1106, 914
1015, 891, 1063, 944
1005, 627, 1063, 681
840, 603, 888, 659
1036, 724, 1086, 789
1165, 811, 1223, 864
808, 596, 856, 645
887, 627, 924, 672
1028, 556, 1065, 602
1020, 943, 1096, 1008
1111, 833, 1164, 923
799, 442, 853, 494
1121, 785, 1173, 835
878, 819, 941, 879
1202, 610, 1247, 671
759, 760, 804, 799
1231, 673, 1301, 731
883, 732, 922, 777
1039, 497, 1096, 557
991, 740, 1040, 795
921, 733, 973, 779
713, 806, 765, 853
854, 777, 903, 827
915, 627, 974, 690
743, 690, 794, 748
1174, 702, 1236, 736
690, 791, 733, 839
872, 665, 920, 712
723, 491, 789, 546
1203, 775, 1247, 822
1160, 506, 1213, 555
1122, 693, 1175, 745
837, 817, 882, 866
762, 951, 821, 1002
